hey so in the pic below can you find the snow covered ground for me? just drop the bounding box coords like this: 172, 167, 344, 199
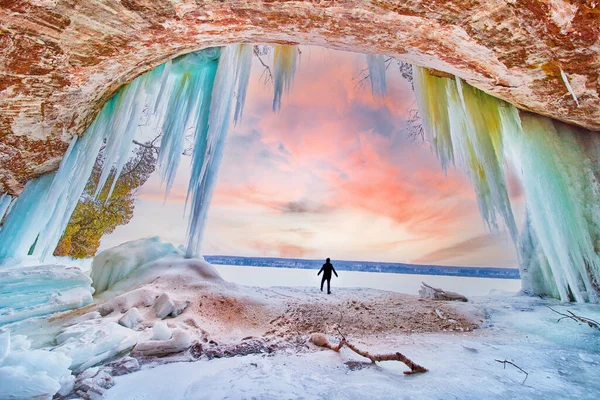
213, 264, 521, 297
104, 295, 600, 400
1, 238, 598, 399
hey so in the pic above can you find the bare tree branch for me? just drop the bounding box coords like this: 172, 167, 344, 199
310, 333, 428, 374
495, 359, 529, 384
546, 306, 600, 331
253, 45, 273, 86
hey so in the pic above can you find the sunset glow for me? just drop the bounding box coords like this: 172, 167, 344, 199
100, 47, 522, 268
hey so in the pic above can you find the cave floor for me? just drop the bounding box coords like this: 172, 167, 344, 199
103, 293, 600, 400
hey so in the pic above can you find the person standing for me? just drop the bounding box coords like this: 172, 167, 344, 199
317, 257, 338, 294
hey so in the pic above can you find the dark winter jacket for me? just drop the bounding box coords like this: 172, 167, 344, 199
317, 262, 338, 279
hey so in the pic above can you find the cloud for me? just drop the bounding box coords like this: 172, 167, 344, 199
250, 239, 312, 258
412, 232, 511, 265
278, 200, 332, 214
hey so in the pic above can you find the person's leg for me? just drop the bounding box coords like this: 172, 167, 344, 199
320, 275, 326, 291
327, 278, 331, 294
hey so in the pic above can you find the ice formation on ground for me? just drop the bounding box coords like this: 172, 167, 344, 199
0, 264, 93, 325
91, 236, 179, 294
53, 319, 138, 372
2, 236, 598, 399
0, 331, 74, 399
412, 65, 600, 303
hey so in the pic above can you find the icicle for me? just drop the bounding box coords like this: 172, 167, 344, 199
366, 54, 388, 97
415, 63, 600, 302
233, 44, 253, 125
272, 45, 298, 111
0, 45, 253, 262
0, 56, 163, 260
94, 77, 147, 200
156, 49, 221, 198
559, 68, 580, 107
0, 193, 12, 222
413, 66, 518, 243
185, 44, 252, 258
412, 66, 454, 171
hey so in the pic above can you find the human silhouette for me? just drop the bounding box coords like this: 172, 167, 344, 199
317, 257, 338, 294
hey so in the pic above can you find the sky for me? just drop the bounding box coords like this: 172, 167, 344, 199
100, 46, 524, 268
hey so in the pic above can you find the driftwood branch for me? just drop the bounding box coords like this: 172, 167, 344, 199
494, 359, 529, 384
253, 46, 273, 86
310, 333, 428, 375
419, 282, 468, 302
546, 306, 600, 331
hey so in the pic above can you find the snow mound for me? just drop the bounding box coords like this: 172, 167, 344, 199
91, 237, 180, 294
0, 330, 74, 399
0, 264, 93, 325
98, 253, 223, 297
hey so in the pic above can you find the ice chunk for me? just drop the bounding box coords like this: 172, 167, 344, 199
73, 366, 114, 399
154, 293, 175, 319
118, 307, 143, 329
133, 329, 191, 357
0, 264, 93, 325
152, 321, 172, 340
53, 319, 137, 372
106, 356, 140, 376
0, 331, 73, 399
171, 300, 190, 317
91, 236, 179, 294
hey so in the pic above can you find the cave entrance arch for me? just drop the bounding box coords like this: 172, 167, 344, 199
1, 0, 599, 194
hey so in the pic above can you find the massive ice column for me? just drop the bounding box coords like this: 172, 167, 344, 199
413, 65, 600, 303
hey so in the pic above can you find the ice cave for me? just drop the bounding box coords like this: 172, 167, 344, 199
1, 1, 600, 399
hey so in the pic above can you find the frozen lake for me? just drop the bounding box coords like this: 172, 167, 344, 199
214, 265, 521, 297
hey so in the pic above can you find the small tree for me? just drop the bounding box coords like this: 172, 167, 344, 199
54, 143, 157, 258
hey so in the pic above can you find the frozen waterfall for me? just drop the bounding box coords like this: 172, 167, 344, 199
0, 45, 252, 261
413, 65, 600, 303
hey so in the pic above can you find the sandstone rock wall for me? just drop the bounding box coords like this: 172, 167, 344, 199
1, 0, 599, 193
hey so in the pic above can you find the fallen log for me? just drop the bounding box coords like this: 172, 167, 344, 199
310, 333, 428, 375
419, 282, 468, 302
